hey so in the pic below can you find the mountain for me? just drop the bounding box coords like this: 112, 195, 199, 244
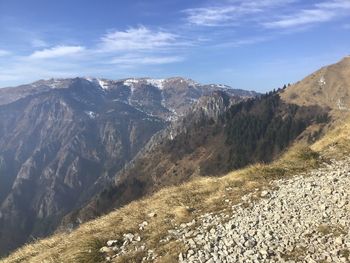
0, 77, 255, 256
67, 88, 328, 227
65, 58, 350, 228
3, 57, 350, 263
281, 56, 350, 110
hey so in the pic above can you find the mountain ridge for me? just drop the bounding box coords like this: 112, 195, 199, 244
0, 76, 256, 256
281, 56, 350, 111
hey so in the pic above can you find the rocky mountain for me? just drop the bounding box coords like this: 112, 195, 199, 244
67, 57, 350, 227
0, 76, 255, 256
68, 89, 329, 226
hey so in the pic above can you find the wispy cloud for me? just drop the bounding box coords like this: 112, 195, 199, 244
264, 0, 350, 28
110, 54, 184, 66
29, 45, 85, 59
214, 36, 272, 48
184, 0, 297, 26
0, 26, 187, 86
0, 50, 11, 57
95, 26, 187, 67
184, 0, 350, 30
99, 26, 180, 52
1, 2, 348, 88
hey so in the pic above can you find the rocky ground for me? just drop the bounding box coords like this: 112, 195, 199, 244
100, 159, 350, 262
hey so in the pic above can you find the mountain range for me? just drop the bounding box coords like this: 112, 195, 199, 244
0, 76, 256, 255
1, 57, 350, 259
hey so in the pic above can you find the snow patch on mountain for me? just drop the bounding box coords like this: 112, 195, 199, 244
146, 79, 165, 89
123, 78, 166, 90
85, 111, 97, 119
84, 77, 111, 90
123, 79, 139, 87
173, 77, 199, 87
32, 78, 65, 89
97, 79, 110, 90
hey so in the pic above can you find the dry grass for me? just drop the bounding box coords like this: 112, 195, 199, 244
312, 114, 350, 158
1, 143, 322, 263
4, 116, 350, 263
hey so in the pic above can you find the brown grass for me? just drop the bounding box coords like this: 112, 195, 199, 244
312, 114, 350, 158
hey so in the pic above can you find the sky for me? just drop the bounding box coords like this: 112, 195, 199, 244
0, 0, 349, 92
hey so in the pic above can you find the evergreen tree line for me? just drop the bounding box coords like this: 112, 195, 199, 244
224, 93, 327, 169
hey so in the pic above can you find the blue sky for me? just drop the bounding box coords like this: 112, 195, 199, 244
0, 0, 349, 92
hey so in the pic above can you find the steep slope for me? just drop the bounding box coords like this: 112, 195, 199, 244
0, 78, 165, 255
3, 122, 348, 263
281, 56, 350, 110
0, 77, 253, 256
69, 90, 328, 225
64, 57, 350, 228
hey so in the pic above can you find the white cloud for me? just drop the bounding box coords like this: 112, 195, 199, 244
110, 55, 184, 65
29, 45, 85, 59
0, 26, 187, 87
0, 50, 11, 57
317, 0, 350, 9
264, 0, 350, 28
97, 26, 187, 68
184, 0, 297, 26
99, 26, 179, 52
185, 0, 350, 29
264, 9, 334, 28
185, 6, 237, 26
215, 36, 272, 48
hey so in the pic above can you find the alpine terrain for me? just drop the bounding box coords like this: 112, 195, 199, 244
2, 56, 350, 263
0, 76, 256, 256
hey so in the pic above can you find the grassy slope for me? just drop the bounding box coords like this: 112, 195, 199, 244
2, 114, 350, 263
280, 57, 350, 110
